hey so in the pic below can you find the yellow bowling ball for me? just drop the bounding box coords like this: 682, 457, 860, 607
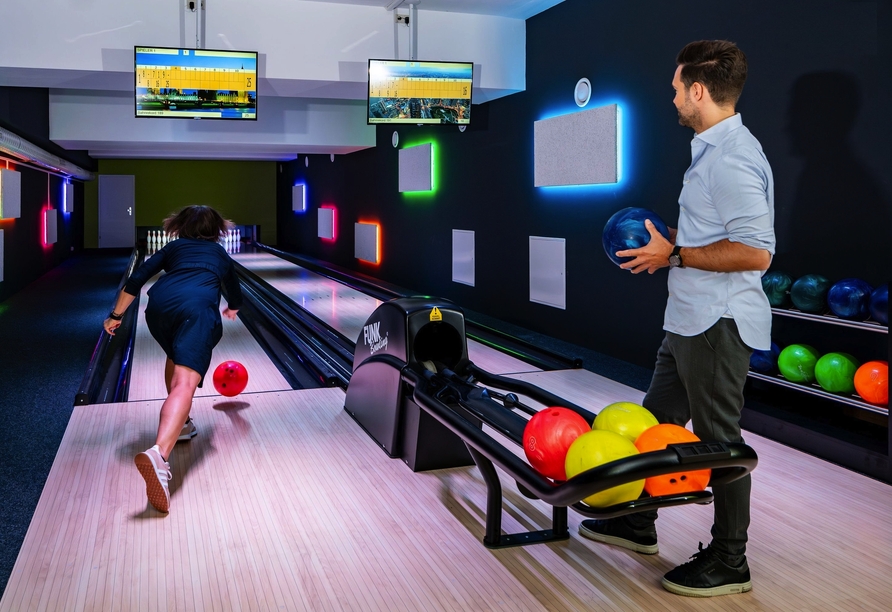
593, 402, 659, 443
565, 430, 644, 507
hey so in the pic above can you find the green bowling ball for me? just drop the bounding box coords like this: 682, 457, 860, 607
777, 344, 821, 384
814, 352, 860, 394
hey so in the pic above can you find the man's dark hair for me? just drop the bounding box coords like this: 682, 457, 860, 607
676, 40, 747, 107
163, 205, 231, 241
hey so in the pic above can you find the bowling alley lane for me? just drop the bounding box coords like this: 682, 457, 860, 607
231, 247, 543, 376
126, 259, 293, 403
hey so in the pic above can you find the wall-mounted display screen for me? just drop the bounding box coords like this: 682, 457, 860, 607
135, 46, 257, 120
368, 59, 472, 125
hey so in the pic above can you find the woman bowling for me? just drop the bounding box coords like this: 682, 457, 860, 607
103, 205, 243, 513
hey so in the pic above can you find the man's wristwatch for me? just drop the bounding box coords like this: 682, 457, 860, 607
668, 245, 684, 268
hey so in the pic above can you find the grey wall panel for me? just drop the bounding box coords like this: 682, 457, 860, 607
452, 229, 475, 286
318, 207, 334, 239
0, 229, 4, 282
292, 184, 306, 212
533, 103, 618, 187
529, 236, 566, 310
0, 169, 22, 219
399, 143, 432, 192
63, 182, 74, 213
355, 222, 378, 263
45, 209, 58, 244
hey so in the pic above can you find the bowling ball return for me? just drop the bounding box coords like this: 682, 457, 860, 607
344, 298, 758, 549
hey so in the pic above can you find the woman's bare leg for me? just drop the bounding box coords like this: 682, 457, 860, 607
156, 364, 201, 460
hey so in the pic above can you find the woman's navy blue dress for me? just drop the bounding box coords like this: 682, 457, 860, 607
124, 238, 243, 384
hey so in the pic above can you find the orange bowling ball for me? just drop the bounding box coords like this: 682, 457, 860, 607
854, 360, 888, 406
634, 424, 710, 496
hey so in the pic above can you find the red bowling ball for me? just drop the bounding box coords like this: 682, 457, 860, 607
213, 360, 249, 397
523, 407, 590, 481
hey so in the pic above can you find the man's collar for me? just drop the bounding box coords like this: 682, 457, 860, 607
694, 113, 743, 146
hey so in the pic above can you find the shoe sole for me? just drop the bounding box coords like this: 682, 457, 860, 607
134, 452, 170, 513
578, 524, 659, 555
661, 577, 752, 597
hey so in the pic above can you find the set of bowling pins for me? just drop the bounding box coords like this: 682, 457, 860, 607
146, 230, 173, 255
220, 228, 242, 254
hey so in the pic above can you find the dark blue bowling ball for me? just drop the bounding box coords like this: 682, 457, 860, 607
870, 284, 888, 325
827, 278, 873, 321
602, 207, 671, 266
790, 274, 831, 313
761, 271, 793, 308
750, 342, 781, 374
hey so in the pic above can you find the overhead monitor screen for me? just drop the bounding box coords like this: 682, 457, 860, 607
135, 46, 258, 120
368, 59, 473, 125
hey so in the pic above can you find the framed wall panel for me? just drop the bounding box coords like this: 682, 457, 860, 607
318, 207, 335, 240
0, 229, 4, 282
354, 222, 379, 263
0, 168, 22, 219
534, 103, 619, 187
63, 182, 74, 213
529, 236, 566, 309
452, 229, 475, 286
45, 209, 58, 245
292, 184, 306, 212
398, 143, 432, 192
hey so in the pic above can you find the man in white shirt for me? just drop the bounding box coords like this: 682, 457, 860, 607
580, 40, 775, 598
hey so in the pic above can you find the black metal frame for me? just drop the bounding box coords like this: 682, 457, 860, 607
398, 364, 758, 549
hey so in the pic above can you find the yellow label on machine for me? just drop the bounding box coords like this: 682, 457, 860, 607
430, 307, 442, 321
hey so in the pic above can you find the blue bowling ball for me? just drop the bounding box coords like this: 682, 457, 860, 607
750, 342, 781, 374
790, 274, 831, 313
827, 278, 873, 321
870, 284, 888, 325
602, 207, 671, 267
761, 271, 793, 308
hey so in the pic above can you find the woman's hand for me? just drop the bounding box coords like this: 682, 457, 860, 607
103, 318, 122, 335
222, 308, 239, 321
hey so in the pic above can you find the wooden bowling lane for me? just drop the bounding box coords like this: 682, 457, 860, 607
126, 274, 292, 403
6, 375, 892, 611
233, 249, 542, 375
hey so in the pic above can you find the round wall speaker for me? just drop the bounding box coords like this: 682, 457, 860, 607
575, 78, 592, 107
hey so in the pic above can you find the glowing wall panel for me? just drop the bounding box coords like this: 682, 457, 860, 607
452, 229, 475, 286
398, 143, 432, 192
0, 229, 4, 282
63, 182, 74, 213
534, 103, 618, 187
318, 207, 335, 240
45, 208, 58, 244
529, 236, 566, 310
0, 168, 22, 219
292, 184, 306, 212
354, 222, 379, 263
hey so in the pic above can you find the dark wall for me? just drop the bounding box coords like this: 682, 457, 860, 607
0, 87, 88, 303
277, 0, 887, 369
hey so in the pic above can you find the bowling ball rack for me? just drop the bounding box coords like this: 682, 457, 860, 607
399, 362, 758, 549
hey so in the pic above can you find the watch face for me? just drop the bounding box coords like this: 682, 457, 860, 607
669, 255, 681, 268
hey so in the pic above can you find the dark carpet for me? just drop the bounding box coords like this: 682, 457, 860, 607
0, 250, 131, 598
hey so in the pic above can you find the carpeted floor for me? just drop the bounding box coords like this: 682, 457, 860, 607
0, 250, 132, 597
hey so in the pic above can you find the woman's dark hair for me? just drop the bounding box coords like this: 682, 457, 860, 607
676, 40, 747, 107
162, 205, 231, 241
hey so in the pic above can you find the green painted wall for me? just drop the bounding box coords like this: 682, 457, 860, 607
84, 159, 276, 247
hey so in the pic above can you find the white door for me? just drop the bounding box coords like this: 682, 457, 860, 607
99, 175, 135, 248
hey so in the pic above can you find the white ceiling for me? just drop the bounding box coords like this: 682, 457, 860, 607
303, 0, 565, 20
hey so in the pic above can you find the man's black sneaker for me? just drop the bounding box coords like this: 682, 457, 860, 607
578, 517, 658, 555
662, 543, 752, 597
